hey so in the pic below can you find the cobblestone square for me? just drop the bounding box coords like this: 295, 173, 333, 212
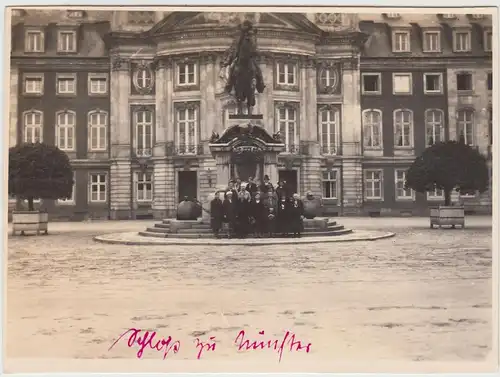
6, 217, 493, 371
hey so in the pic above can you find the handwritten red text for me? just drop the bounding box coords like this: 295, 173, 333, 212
109, 328, 181, 359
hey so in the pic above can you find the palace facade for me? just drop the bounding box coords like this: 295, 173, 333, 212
9, 10, 493, 220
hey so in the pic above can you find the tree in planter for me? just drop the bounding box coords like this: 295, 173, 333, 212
404, 140, 489, 206
9, 142, 73, 211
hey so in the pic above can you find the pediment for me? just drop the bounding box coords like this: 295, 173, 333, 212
148, 11, 323, 35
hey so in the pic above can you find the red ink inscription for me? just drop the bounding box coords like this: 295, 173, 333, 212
234, 330, 311, 362
194, 336, 217, 359
109, 328, 181, 359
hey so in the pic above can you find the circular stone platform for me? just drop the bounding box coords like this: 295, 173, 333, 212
94, 229, 395, 246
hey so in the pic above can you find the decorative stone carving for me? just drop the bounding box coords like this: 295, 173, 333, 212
111, 56, 129, 72
341, 58, 358, 70
155, 57, 173, 70
315, 13, 343, 26
128, 11, 155, 25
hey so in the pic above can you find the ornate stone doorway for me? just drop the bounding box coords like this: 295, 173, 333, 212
209, 122, 284, 186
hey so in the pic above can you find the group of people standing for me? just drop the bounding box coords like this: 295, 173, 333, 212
209, 175, 305, 239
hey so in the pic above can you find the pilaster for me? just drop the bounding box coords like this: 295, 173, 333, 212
341, 58, 362, 155
10, 64, 18, 147
110, 161, 132, 219
341, 157, 363, 215
202, 54, 217, 140
152, 159, 168, 219
154, 59, 168, 157
306, 65, 318, 142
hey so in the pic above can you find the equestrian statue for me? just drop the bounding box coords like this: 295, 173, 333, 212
220, 20, 266, 115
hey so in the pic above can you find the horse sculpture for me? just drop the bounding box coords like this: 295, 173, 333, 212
221, 20, 265, 116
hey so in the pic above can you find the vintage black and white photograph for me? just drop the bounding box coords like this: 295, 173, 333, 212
5, 6, 497, 373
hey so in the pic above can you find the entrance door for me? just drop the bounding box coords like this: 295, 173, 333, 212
279, 170, 298, 195
178, 171, 197, 202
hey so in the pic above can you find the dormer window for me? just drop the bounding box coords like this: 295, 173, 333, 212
470, 14, 486, 19
441, 14, 457, 19
67, 10, 85, 18
57, 30, 77, 53
453, 30, 471, 52
385, 13, 401, 19
392, 31, 411, 52
25, 29, 44, 53
423, 30, 441, 52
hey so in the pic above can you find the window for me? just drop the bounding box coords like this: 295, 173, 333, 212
277, 106, 298, 153
457, 109, 474, 146
364, 170, 383, 200
25, 30, 44, 52
484, 30, 492, 52
362, 109, 382, 148
88, 110, 107, 151
276, 62, 297, 85
456, 73, 472, 91
361, 73, 381, 94
423, 31, 441, 52
424, 73, 443, 94
394, 110, 413, 147
23, 110, 43, 143
392, 73, 412, 94
56, 74, 76, 95
135, 66, 153, 90
89, 173, 107, 203
487, 73, 492, 91
58, 173, 76, 205
134, 110, 153, 157
322, 170, 338, 199
24, 74, 43, 94
56, 111, 75, 151
319, 67, 337, 89
57, 30, 76, 52
395, 169, 413, 200
427, 188, 444, 200
453, 31, 471, 52
177, 63, 197, 86
176, 106, 198, 154
319, 107, 339, 155
136, 172, 153, 202
459, 189, 476, 198
425, 109, 444, 146
393, 31, 410, 52
88, 74, 108, 95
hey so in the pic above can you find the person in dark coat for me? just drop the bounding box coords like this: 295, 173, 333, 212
267, 206, 277, 238
276, 181, 287, 201
259, 175, 274, 198
250, 192, 266, 237
246, 176, 258, 198
276, 196, 290, 237
289, 193, 305, 237
235, 178, 242, 193
226, 180, 238, 199
235, 190, 251, 238
223, 191, 237, 238
210, 191, 224, 238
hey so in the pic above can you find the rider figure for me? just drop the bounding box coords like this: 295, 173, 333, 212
221, 20, 266, 95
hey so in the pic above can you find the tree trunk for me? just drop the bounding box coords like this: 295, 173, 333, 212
444, 190, 452, 206
28, 197, 34, 211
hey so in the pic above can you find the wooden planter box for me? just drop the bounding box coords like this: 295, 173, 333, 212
12, 211, 49, 236
430, 206, 465, 229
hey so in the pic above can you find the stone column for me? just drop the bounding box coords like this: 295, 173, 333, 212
341, 58, 363, 215
264, 56, 275, 134
10, 64, 18, 148
306, 61, 318, 144
216, 154, 230, 186
152, 58, 169, 219
203, 54, 217, 142
110, 55, 132, 219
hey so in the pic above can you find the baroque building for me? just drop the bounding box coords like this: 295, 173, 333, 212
9, 10, 493, 220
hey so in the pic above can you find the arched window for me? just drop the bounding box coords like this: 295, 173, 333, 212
88, 110, 108, 151
457, 109, 474, 145
362, 109, 382, 148
318, 106, 339, 155
393, 109, 413, 147
23, 110, 43, 143
425, 109, 444, 146
56, 110, 76, 151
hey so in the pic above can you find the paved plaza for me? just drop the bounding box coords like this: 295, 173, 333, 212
6, 217, 493, 371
